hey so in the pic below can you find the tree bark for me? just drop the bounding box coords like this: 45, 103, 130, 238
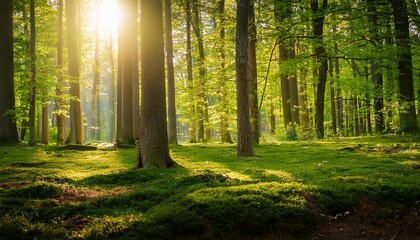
248, 0, 259, 145
217, 0, 232, 143
185, 0, 197, 143
120, 0, 134, 144
29, 0, 37, 145
367, 0, 385, 133
311, 0, 328, 139
66, 0, 84, 144
191, 0, 208, 142
55, 0, 66, 145
91, 0, 101, 141
165, 0, 178, 145
236, 0, 255, 157
116, 7, 123, 144
391, 0, 418, 132
137, 0, 176, 168
0, 0, 18, 143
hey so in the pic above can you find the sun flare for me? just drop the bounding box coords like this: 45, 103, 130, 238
87, 0, 121, 36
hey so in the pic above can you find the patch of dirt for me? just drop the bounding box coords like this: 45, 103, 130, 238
0, 181, 32, 189
58, 185, 127, 202
312, 199, 420, 240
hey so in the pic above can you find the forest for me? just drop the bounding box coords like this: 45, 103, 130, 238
0, 0, 419, 239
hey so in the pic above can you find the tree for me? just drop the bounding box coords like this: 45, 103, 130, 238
191, 0, 208, 142
55, 0, 66, 145
137, 0, 177, 168
165, 0, 178, 145
66, 0, 84, 144
216, 0, 233, 143
248, 0, 259, 144
390, 0, 418, 132
28, 0, 37, 145
0, 0, 18, 143
367, 0, 385, 133
236, 0, 255, 157
311, 0, 328, 139
90, 0, 101, 141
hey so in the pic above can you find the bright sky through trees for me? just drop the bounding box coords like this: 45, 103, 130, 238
86, 0, 120, 38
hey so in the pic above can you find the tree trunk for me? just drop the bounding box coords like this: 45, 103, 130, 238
106, 32, 116, 142
91, 0, 101, 141
311, 0, 328, 139
329, 59, 337, 135
191, 0, 208, 142
130, 0, 140, 141
236, 0, 255, 157
0, 0, 18, 143
391, 0, 418, 132
185, 0, 197, 143
248, 0, 259, 145
66, 0, 84, 144
165, 0, 178, 145
29, 0, 37, 145
137, 0, 176, 169
116, 9, 123, 144
367, 0, 385, 133
120, 0, 134, 144
55, 0, 66, 145
217, 0, 232, 143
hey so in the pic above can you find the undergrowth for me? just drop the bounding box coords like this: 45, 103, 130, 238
0, 135, 419, 239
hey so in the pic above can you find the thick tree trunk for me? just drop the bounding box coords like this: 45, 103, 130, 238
66, 0, 84, 144
0, 0, 18, 143
311, 0, 328, 139
391, 0, 418, 132
236, 0, 255, 157
248, 0, 259, 145
129, 0, 140, 141
137, 0, 176, 168
29, 0, 37, 145
165, 0, 178, 145
56, 0, 66, 145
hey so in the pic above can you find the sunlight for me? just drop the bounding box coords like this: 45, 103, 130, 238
87, 0, 121, 36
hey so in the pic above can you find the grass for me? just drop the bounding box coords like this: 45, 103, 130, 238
0, 135, 419, 239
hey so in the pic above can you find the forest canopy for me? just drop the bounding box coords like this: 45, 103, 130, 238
0, 0, 419, 146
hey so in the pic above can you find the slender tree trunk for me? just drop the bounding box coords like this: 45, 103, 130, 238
0, 0, 18, 143
288, 46, 300, 125
130, 0, 140, 141
391, 0, 418, 132
311, 0, 328, 139
367, 0, 385, 133
191, 0, 208, 142
91, 0, 101, 141
105, 32, 116, 142
66, 0, 84, 144
29, 0, 37, 145
137, 0, 176, 169
217, 0, 232, 143
185, 0, 197, 143
329, 59, 337, 135
236, 0, 255, 157
116, 10, 123, 144
165, 0, 178, 145
248, 0, 259, 144
56, 0, 66, 145
299, 69, 310, 128
120, 0, 134, 144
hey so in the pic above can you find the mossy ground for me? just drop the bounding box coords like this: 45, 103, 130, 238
0, 135, 419, 239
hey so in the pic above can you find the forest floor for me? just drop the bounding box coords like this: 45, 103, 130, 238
0, 134, 419, 239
